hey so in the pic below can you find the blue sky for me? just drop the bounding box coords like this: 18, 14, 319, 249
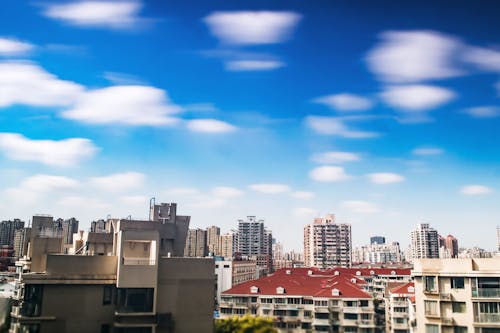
1, 0, 499, 251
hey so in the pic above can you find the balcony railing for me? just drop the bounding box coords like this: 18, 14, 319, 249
472, 288, 500, 298
441, 317, 454, 325
475, 313, 500, 323
122, 258, 156, 265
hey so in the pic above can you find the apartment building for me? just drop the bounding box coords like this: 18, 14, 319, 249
410, 224, 439, 260
385, 282, 416, 333
219, 268, 377, 333
353, 242, 402, 264
184, 228, 207, 257
10, 202, 214, 333
304, 214, 352, 268
412, 258, 500, 333
214, 259, 258, 304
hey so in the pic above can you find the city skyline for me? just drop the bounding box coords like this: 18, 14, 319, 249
1, 1, 500, 251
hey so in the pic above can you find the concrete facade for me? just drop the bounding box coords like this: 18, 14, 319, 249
412, 258, 500, 333
10, 202, 214, 333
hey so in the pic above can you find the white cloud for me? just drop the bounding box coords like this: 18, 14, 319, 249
412, 147, 444, 156
368, 172, 405, 184
313, 93, 373, 111
293, 207, 318, 218
20, 174, 80, 192
291, 191, 315, 199
103, 72, 147, 85
186, 119, 237, 133
119, 195, 149, 206
0, 133, 98, 167
341, 200, 379, 214
0, 37, 34, 56
62, 86, 181, 126
311, 151, 361, 164
0, 62, 84, 107
305, 116, 379, 138
183, 103, 219, 113
463, 106, 500, 118
212, 186, 243, 198
249, 183, 291, 194
58, 196, 111, 210
89, 172, 145, 192
225, 60, 285, 71
43, 1, 145, 29
204, 11, 301, 45
187, 198, 227, 208
309, 166, 350, 182
463, 46, 500, 72
460, 185, 493, 195
381, 85, 456, 112
366, 30, 462, 83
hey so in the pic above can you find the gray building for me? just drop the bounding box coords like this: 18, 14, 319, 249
10, 202, 214, 333
184, 228, 207, 257
370, 235, 386, 245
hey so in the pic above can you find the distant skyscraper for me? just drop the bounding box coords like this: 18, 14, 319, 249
370, 236, 386, 244
353, 241, 401, 264
410, 223, 439, 260
497, 226, 500, 252
218, 232, 236, 258
54, 218, 79, 245
0, 219, 25, 247
304, 214, 352, 268
444, 234, 459, 258
13, 228, 30, 259
206, 226, 220, 255
90, 219, 108, 233
184, 228, 207, 257
236, 216, 271, 256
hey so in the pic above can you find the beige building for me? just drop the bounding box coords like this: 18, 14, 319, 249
412, 258, 500, 333
10, 202, 215, 333
304, 214, 352, 268
385, 282, 416, 333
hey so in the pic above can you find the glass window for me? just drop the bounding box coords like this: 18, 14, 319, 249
425, 324, 439, 333
453, 327, 467, 333
22, 285, 43, 317
424, 301, 438, 315
344, 313, 357, 320
116, 288, 154, 313
103, 285, 113, 305
452, 302, 466, 313
451, 277, 465, 289
424, 276, 436, 292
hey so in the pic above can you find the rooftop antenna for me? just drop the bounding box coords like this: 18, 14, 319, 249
149, 197, 156, 221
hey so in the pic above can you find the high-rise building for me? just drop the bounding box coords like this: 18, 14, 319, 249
497, 226, 500, 252
90, 219, 108, 233
370, 236, 386, 245
13, 228, 31, 259
304, 214, 352, 268
237, 216, 268, 256
443, 234, 459, 258
184, 228, 207, 257
206, 225, 220, 255
217, 232, 235, 258
410, 223, 439, 260
0, 219, 25, 247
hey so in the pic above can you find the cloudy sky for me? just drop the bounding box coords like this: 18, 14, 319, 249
1, 0, 499, 251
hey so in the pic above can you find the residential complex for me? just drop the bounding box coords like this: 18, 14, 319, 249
0, 219, 24, 247
304, 214, 352, 268
353, 241, 402, 264
410, 224, 439, 261
9, 202, 214, 333
385, 282, 416, 333
412, 258, 500, 333
184, 228, 208, 257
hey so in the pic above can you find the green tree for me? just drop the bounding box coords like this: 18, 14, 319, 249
215, 315, 278, 333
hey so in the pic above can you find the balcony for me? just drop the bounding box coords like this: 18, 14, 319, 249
122, 258, 156, 266
356, 320, 375, 327
475, 313, 500, 324
425, 312, 440, 319
472, 288, 500, 298
440, 293, 452, 301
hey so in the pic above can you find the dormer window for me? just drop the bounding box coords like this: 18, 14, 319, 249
276, 286, 285, 294
332, 288, 340, 296
286, 270, 291, 275
250, 286, 259, 294
408, 286, 415, 293
356, 271, 361, 276
351, 278, 357, 284
391, 270, 396, 275
307, 270, 313, 276
334, 271, 340, 276
370, 270, 375, 275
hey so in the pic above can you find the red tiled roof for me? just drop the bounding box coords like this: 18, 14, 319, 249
390, 282, 415, 295
271, 267, 411, 277
223, 268, 373, 299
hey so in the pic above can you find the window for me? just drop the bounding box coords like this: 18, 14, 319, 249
101, 324, 110, 333
453, 327, 467, 333
451, 277, 465, 289
344, 300, 356, 307
344, 313, 357, 320
275, 298, 285, 304
479, 302, 499, 313
234, 308, 246, 315
261, 298, 272, 304
315, 312, 329, 319
103, 285, 113, 305
303, 310, 312, 317
425, 324, 439, 333
22, 285, 43, 317
424, 276, 436, 292
359, 300, 369, 307
116, 288, 154, 313
424, 301, 438, 316
452, 302, 466, 313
